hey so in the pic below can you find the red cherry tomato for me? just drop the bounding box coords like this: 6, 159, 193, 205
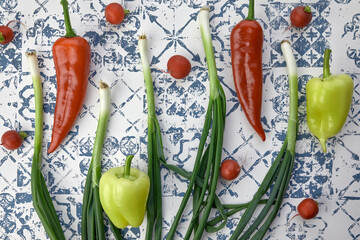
1, 130, 23, 150
105, 3, 127, 25
297, 198, 319, 219
0, 25, 14, 44
167, 55, 191, 79
290, 6, 312, 28
220, 159, 241, 180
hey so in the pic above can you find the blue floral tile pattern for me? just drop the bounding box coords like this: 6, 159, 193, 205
0, 0, 359, 239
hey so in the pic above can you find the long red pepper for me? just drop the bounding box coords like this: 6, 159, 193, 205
48, 0, 91, 153
230, 0, 266, 141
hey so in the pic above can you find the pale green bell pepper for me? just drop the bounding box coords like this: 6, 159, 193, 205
99, 155, 150, 229
306, 49, 354, 152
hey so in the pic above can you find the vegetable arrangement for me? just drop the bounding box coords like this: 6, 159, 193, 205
26, 50, 65, 240
48, 0, 91, 153
138, 34, 166, 240
306, 49, 354, 152
166, 7, 226, 240
231, 0, 266, 141
1, 1, 355, 239
229, 40, 298, 239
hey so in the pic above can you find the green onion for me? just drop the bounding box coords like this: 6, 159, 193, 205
26, 50, 65, 240
166, 7, 226, 240
138, 35, 165, 240
205, 199, 269, 232
157, 156, 271, 233
229, 40, 298, 240
81, 81, 122, 240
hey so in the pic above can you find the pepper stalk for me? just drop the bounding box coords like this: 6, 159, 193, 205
60, 0, 77, 38
26, 50, 65, 240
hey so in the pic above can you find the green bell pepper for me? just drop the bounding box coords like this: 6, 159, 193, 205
306, 49, 354, 152
99, 155, 150, 229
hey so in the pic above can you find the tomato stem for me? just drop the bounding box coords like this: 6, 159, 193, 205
60, 0, 77, 38
0, 33, 5, 42
304, 6, 311, 14
124, 155, 134, 178
124, 9, 130, 14
323, 49, 331, 79
246, 0, 255, 20
19, 131, 27, 140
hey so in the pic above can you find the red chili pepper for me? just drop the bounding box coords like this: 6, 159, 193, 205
230, 0, 265, 141
48, 0, 91, 153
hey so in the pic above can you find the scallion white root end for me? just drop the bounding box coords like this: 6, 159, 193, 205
280, 40, 298, 153
98, 81, 110, 118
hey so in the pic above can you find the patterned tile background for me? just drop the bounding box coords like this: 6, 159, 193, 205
0, 0, 359, 239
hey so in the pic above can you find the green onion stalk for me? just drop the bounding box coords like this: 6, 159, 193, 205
229, 40, 298, 240
138, 35, 166, 240
156, 154, 269, 233
81, 82, 122, 240
166, 7, 226, 240
26, 50, 65, 240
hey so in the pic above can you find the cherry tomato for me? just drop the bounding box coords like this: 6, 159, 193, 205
220, 159, 241, 180
0, 25, 14, 44
105, 3, 127, 25
1, 130, 23, 150
297, 198, 319, 219
290, 6, 312, 28
167, 55, 191, 79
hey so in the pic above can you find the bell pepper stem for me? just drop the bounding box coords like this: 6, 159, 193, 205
60, 0, 77, 38
246, 0, 255, 20
124, 155, 134, 178
323, 49, 331, 79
